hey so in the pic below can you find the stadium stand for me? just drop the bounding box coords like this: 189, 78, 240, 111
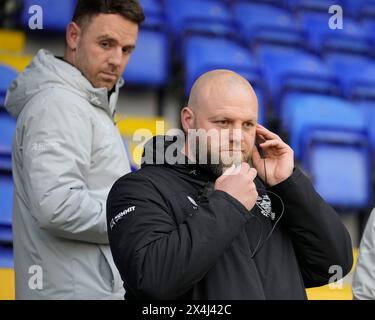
357, 100, 375, 153
0, 112, 15, 151
233, 1, 305, 48
123, 29, 169, 87
0, 29, 25, 53
0, 54, 32, 72
0, 245, 13, 269
299, 12, 372, 55
0, 172, 13, 244
284, 94, 367, 157
326, 53, 375, 100
165, 0, 234, 38
305, 134, 372, 208
287, 0, 346, 12
0, 64, 18, 107
0, 113, 15, 171
343, 0, 375, 18
256, 44, 340, 116
184, 36, 260, 95
20, 0, 77, 32
284, 93, 372, 209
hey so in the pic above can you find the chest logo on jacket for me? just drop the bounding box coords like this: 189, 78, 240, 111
256, 194, 275, 220
187, 196, 199, 210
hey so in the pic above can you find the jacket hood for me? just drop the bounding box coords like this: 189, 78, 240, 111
5, 49, 124, 118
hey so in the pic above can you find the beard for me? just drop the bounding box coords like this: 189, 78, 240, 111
195, 140, 252, 178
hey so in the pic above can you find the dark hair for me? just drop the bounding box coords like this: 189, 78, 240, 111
72, 0, 145, 29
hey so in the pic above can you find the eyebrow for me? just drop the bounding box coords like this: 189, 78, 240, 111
97, 34, 116, 41
97, 34, 136, 50
208, 116, 255, 123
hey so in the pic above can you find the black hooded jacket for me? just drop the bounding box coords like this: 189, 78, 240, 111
106, 136, 353, 300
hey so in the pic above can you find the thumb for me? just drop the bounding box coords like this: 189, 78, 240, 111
223, 163, 237, 176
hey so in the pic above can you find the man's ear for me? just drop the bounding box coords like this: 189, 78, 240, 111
181, 107, 195, 133
66, 22, 81, 51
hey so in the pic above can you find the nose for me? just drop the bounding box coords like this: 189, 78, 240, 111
230, 127, 244, 148
108, 47, 123, 70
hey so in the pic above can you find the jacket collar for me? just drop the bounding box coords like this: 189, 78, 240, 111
53, 53, 124, 119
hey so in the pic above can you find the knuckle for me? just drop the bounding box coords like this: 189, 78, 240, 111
249, 168, 257, 178
242, 162, 250, 170
249, 183, 256, 190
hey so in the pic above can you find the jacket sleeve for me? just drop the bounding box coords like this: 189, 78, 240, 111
269, 167, 353, 288
352, 208, 375, 299
106, 173, 252, 299
19, 93, 109, 244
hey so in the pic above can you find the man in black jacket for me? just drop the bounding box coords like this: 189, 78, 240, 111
107, 69, 353, 300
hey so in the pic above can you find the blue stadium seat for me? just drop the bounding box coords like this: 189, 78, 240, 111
139, 0, 165, 29
344, 0, 375, 18
0, 173, 13, 244
140, 0, 163, 18
165, 0, 233, 38
281, 93, 355, 131
362, 18, 375, 44
0, 113, 15, 170
288, 0, 345, 11
233, 2, 305, 47
123, 29, 169, 86
0, 154, 12, 172
257, 45, 339, 115
326, 53, 375, 100
0, 245, 14, 268
286, 94, 367, 159
21, 0, 76, 32
300, 12, 372, 55
357, 100, 375, 153
254, 87, 267, 126
305, 136, 372, 209
0, 64, 17, 107
184, 35, 260, 95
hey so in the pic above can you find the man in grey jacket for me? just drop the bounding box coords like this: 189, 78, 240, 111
5, 0, 144, 299
352, 208, 375, 300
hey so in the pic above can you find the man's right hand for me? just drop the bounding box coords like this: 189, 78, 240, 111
214, 163, 258, 211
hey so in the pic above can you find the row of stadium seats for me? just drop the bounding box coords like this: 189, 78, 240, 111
4, 1, 375, 95
282, 93, 373, 208
9, 0, 375, 36
2, 1, 375, 73
0, 46, 14, 255
0, 57, 15, 263
9, 0, 375, 54
125, 34, 375, 123
1, 33, 374, 106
